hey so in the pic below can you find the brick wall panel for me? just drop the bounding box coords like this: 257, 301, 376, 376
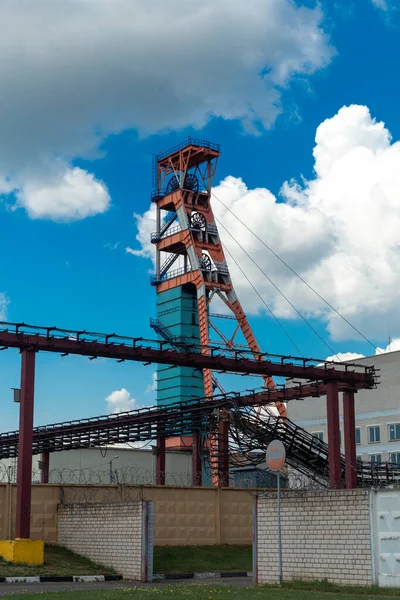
257, 489, 372, 586
58, 502, 143, 580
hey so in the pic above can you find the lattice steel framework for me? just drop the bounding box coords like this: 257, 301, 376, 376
150, 138, 284, 417
1, 391, 397, 489
0, 319, 378, 537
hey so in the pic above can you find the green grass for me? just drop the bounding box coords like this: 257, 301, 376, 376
282, 579, 400, 596
0, 543, 117, 577
4, 582, 400, 600
154, 544, 252, 573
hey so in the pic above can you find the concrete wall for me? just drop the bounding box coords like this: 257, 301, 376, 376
0, 483, 59, 542
287, 351, 400, 463
0, 483, 254, 546
58, 502, 149, 581
256, 489, 372, 586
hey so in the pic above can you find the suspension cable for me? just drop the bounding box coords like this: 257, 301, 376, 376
214, 216, 340, 359
222, 244, 304, 357
211, 190, 380, 354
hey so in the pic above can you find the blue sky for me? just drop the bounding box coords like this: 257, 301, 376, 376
0, 0, 399, 430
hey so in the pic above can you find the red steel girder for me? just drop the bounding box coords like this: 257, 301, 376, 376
40, 451, 50, 484
0, 322, 375, 388
237, 382, 364, 406
192, 430, 202, 487
0, 382, 370, 460
327, 383, 341, 489
343, 391, 358, 489
217, 417, 230, 488
156, 434, 166, 486
16, 351, 35, 539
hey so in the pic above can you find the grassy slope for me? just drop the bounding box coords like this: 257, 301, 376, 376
0, 544, 117, 577
154, 545, 252, 573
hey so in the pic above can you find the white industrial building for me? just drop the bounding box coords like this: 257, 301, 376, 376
287, 350, 400, 465
0, 445, 193, 486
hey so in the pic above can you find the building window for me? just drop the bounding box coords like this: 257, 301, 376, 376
356, 428, 361, 445
356, 455, 362, 462
389, 453, 400, 465
370, 454, 382, 464
312, 431, 323, 441
368, 425, 380, 444
389, 423, 400, 442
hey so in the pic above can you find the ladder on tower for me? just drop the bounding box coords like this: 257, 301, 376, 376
160, 211, 178, 237
159, 253, 180, 279
150, 318, 195, 350
150, 318, 226, 394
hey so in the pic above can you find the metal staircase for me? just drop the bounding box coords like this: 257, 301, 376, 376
150, 318, 224, 393
150, 318, 195, 350
160, 211, 178, 237
151, 212, 178, 243
159, 253, 180, 279
230, 409, 400, 488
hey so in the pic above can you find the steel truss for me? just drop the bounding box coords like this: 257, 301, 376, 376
1, 392, 397, 489
0, 319, 378, 539
0, 321, 376, 387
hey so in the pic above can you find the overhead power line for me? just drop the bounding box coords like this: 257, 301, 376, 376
211, 190, 379, 355
222, 244, 304, 357
214, 216, 339, 360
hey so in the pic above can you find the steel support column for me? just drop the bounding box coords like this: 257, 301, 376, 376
156, 434, 166, 486
326, 382, 341, 489
192, 431, 202, 487
16, 350, 36, 539
343, 391, 358, 489
40, 451, 50, 484
218, 418, 229, 488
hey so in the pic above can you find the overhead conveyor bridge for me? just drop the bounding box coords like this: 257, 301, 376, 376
1, 395, 398, 489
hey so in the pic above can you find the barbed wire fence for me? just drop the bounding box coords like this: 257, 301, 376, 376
58, 483, 154, 504
0, 461, 16, 483
0, 462, 196, 487
2, 457, 399, 491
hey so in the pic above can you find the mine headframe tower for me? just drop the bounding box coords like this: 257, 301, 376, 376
150, 138, 285, 469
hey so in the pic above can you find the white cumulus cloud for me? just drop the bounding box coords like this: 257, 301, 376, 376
126, 205, 157, 259
0, 0, 333, 221
325, 352, 366, 362
105, 388, 136, 414
146, 372, 157, 394
370, 0, 397, 17
15, 166, 110, 222
371, 0, 389, 10
376, 338, 400, 354
0, 294, 9, 320
326, 338, 400, 361
130, 104, 400, 345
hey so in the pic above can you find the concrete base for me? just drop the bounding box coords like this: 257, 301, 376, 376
0, 539, 44, 565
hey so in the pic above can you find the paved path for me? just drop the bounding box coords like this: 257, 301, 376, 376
0, 577, 252, 596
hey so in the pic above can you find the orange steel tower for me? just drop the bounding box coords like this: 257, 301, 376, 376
150, 139, 286, 424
